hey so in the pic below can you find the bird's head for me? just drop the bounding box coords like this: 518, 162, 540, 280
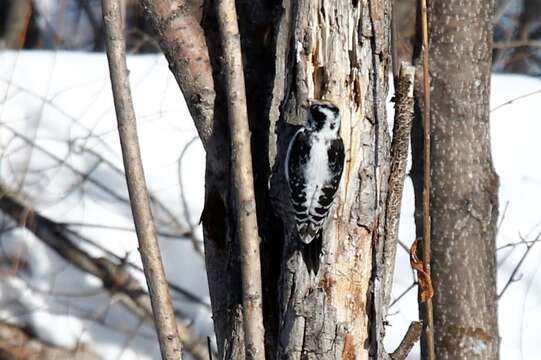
307, 100, 340, 135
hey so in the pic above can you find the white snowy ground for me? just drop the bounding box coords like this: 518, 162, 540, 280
0, 51, 539, 359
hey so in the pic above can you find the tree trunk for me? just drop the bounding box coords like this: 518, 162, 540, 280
271, 1, 391, 358
410, 0, 500, 358
142, 0, 393, 358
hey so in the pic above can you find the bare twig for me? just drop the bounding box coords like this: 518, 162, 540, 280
0, 185, 212, 360
216, 0, 265, 358
493, 40, 541, 49
382, 62, 416, 307
420, 0, 435, 358
497, 237, 541, 251
60, 221, 192, 239
390, 321, 422, 360
498, 231, 541, 299
390, 282, 418, 308
0, 319, 101, 360
491, 89, 541, 112
101, 1, 182, 358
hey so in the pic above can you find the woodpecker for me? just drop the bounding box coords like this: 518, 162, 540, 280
285, 100, 345, 244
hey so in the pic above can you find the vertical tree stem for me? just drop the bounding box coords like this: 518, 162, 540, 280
101, 1, 182, 359
3, 0, 32, 48
420, 0, 435, 359
216, 1, 265, 359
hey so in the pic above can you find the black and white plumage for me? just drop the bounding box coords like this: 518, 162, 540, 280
285, 100, 345, 244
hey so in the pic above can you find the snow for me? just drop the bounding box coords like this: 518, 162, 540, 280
0, 50, 210, 359
1, 50, 540, 359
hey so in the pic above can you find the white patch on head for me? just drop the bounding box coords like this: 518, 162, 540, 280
318, 108, 340, 138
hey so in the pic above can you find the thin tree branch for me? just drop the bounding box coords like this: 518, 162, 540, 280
0, 319, 101, 360
102, 1, 182, 358
216, 0, 265, 358
59, 221, 192, 240
390, 321, 422, 360
376, 62, 415, 360
390, 282, 418, 308
498, 231, 541, 299
491, 89, 541, 112
420, 0, 435, 358
0, 185, 212, 360
493, 40, 541, 49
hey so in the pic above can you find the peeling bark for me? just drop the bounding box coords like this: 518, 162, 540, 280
270, 1, 391, 358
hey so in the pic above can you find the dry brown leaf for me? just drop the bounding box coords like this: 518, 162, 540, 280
410, 239, 434, 302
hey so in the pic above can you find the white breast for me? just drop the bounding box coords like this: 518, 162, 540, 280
304, 135, 331, 210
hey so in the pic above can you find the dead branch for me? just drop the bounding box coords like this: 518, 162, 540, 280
390, 321, 422, 360
0, 185, 212, 360
138, 0, 215, 148
216, 0, 265, 358
102, 0, 182, 358
382, 62, 415, 308
375, 62, 415, 360
420, 0, 435, 357
0, 319, 101, 360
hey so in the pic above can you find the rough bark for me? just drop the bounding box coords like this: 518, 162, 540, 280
375, 63, 416, 360
270, 1, 391, 358
410, 0, 500, 358
143, 0, 392, 358
381, 63, 415, 311
102, 1, 182, 357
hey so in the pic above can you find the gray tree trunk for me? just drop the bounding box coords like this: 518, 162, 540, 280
410, 0, 500, 358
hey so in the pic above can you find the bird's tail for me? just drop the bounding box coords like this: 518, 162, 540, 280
296, 223, 323, 274
297, 222, 322, 244
300, 231, 322, 275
